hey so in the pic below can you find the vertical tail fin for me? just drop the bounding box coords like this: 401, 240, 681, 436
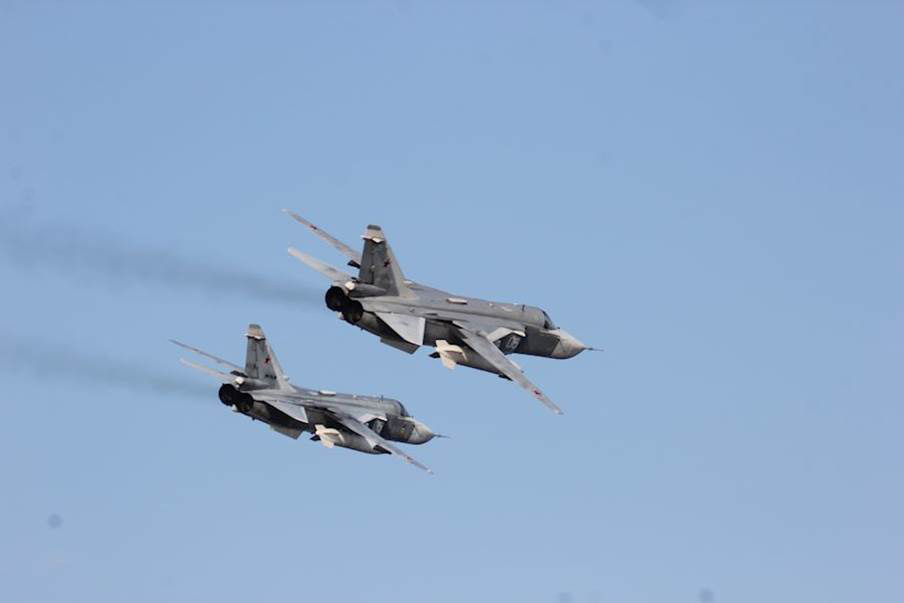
358, 225, 414, 298
244, 324, 290, 389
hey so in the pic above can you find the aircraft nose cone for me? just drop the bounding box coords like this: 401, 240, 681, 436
552, 329, 588, 359
408, 420, 435, 444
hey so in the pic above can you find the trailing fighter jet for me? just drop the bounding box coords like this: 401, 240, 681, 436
172, 324, 437, 473
284, 210, 595, 414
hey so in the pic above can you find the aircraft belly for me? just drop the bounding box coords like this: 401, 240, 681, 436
265, 399, 309, 424
422, 320, 459, 347
246, 401, 309, 438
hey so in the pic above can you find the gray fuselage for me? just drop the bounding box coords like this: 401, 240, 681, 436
218, 382, 432, 454
336, 282, 586, 370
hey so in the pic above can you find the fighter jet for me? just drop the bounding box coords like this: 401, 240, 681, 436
284, 210, 595, 414
172, 324, 437, 473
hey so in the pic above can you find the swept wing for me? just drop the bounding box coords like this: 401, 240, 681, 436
327, 409, 433, 474
288, 247, 353, 286
283, 209, 362, 267
171, 339, 243, 372
454, 322, 563, 415
179, 358, 241, 384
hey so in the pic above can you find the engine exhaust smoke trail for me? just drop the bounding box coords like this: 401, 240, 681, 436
0, 334, 210, 399
0, 216, 320, 307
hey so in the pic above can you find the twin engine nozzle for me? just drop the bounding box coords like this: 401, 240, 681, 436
325, 286, 364, 323
218, 384, 254, 413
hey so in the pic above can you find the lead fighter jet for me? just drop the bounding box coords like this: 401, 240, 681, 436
173, 324, 438, 473
284, 210, 595, 414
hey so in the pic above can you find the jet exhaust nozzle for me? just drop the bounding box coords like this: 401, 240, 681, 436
218, 384, 254, 413
324, 286, 364, 323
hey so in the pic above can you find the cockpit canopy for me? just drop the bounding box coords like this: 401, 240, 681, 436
541, 310, 557, 330
521, 305, 558, 330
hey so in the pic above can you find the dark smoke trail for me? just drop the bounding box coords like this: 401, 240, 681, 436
0, 215, 320, 306
0, 334, 210, 399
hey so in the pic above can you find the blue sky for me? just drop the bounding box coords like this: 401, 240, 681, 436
1, 2, 902, 602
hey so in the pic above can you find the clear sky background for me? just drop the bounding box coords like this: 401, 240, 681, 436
1, 2, 902, 602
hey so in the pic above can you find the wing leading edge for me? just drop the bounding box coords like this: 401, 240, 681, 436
283, 209, 363, 267
329, 410, 433, 474
170, 339, 243, 371
454, 322, 564, 415
288, 247, 353, 286
178, 357, 241, 384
